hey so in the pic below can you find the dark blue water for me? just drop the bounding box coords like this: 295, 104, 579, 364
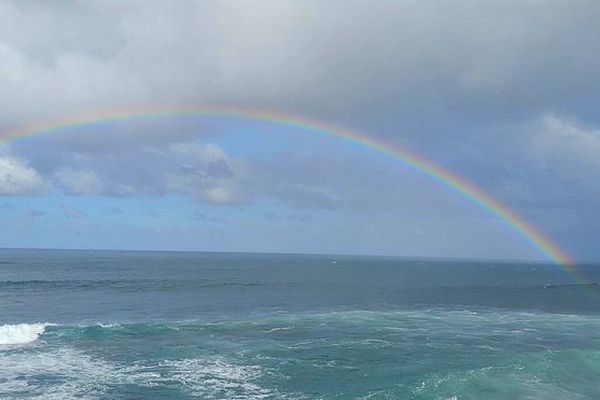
1, 249, 600, 399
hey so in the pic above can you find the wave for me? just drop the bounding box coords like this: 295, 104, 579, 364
2, 312, 600, 399
0, 321, 181, 344
4, 306, 600, 346
0, 322, 50, 345
0, 346, 285, 399
412, 348, 600, 399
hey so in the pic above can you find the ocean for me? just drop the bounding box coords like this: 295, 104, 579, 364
1, 249, 600, 399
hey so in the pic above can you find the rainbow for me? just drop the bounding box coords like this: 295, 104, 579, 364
0, 105, 577, 274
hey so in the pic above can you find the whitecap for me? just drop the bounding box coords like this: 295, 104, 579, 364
97, 322, 121, 328
0, 322, 50, 345
264, 326, 293, 333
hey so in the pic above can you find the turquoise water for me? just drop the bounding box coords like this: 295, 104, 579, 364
1, 249, 600, 399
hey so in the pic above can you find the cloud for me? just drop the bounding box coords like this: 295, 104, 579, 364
109, 207, 123, 215
267, 183, 338, 210
193, 212, 227, 224
60, 203, 84, 219
0, 154, 45, 195
3, 0, 600, 207
0, 0, 599, 131
19, 140, 249, 204
54, 168, 104, 195
161, 142, 248, 203
26, 209, 44, 219
0, 1, 599, 260
531, 114, 600, 173
510, 114, 600, 205
5, 129, 469, 217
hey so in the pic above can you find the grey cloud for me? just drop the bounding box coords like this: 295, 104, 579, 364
3, 0, 600, 204
54, 168, 104, 195
26, 209, 44, 219
245, 150, 467, 215
4, 129, 478, 218
60, 203, 84, 219
286, 213, 314, 223
1, 0, 599, 131
28, 140, 250, 204
528, 115, 600, 178
161, 142, 249, 204
109, 207, 123, 215
269, 183, 338, 210
518, 115, 600, 207
193, 212, 227, 224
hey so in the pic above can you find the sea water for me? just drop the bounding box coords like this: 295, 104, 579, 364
1, 249, 600, 399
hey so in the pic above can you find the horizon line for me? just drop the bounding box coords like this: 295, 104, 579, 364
0, 245, 593, 266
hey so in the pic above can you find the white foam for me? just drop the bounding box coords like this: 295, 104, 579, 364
0, 323, 49, 345
159, 358, 275, 399
265, 326, 293, 333
0, 346, 159, 399
97, 322, 120, 328
0, 345, 289, 399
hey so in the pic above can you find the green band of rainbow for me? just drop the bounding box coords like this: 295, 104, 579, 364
0, 105, 577, 275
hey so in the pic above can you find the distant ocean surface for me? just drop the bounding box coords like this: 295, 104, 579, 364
1, 249, 600, 399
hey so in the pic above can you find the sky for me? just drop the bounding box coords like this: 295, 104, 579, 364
0, 0, 599, 262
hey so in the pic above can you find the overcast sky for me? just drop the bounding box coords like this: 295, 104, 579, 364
1, 0, 599, 262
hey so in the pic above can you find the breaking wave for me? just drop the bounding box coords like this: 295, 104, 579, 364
0, 323, 50, 345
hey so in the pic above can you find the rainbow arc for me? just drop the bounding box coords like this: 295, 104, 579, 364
0, 105, 577, 277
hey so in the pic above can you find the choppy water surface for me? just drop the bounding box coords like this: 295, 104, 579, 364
1, 249, 600, 399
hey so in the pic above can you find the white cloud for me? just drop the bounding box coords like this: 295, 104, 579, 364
0, 155, 45, 195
